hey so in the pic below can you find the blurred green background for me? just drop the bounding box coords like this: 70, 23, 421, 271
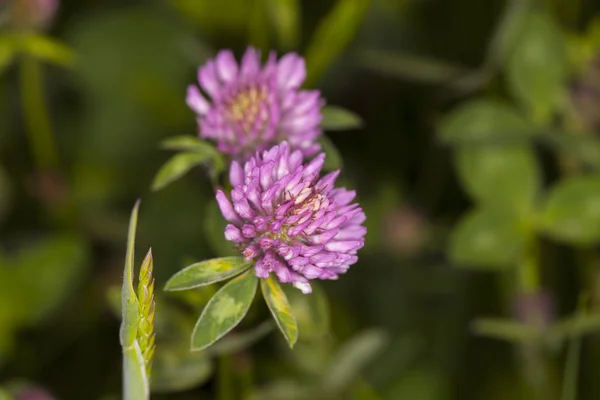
3, 0, 600, 399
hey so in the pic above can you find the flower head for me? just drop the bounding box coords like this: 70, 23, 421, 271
187, 47, 323, 161
216, 142, 366, 294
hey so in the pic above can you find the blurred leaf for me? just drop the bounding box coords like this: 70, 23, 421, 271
506, 12, 566, 123
283, 282, 330, 340
304, 0, 371, 85
550, 313, 600, 342
172, 0, 249, 37
151, 346, 213, 393
483, 0, 532, 71
541, 176, 600, 245
106, 285, 122, 317
357, 49, 472, 86
0, 36, 15, 73
267, 0, 300, 50
261, 276, 298, 348
449, 207, 525, 269
191, 269, 258, 351
322, 329, 388, 394
541, 132, 600, 169
455, 144, 540, 213
8, 236, 89, 325
165, 257, 252, 291
20, 34, 75, 67
321, 105, 363, 131
319, 136, 343, 171
123, 341, 149, 400
438, 99, 535, 144
205, 199, 238, 257
152, 152, 212, 191
471, 318, 539, 343
207, 320, 274, 356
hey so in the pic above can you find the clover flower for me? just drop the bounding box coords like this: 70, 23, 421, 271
215, 142, 366, 294
186, 47, 323, 161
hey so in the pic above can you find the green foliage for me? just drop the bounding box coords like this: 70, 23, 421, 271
267, 0, 300, 50
18, 34, 76, 68
0, 235, 89, 362
505, 12, 567, 123
191, 269, 258, 351
153, 136, 225, 190
304, 0, 371, 85
164, 257, 253, 291
449, 207, 526, 269
438, 99, 535, 144
455, 144, 540, 213
321, 329, 388, 394
261, 276, 298, 348
321, 105, 364, 131
540, 176, 600, 245
357, 48, 471, 87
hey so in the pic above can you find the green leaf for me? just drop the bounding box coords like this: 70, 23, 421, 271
319, 136, 343, 171
304, 0, 371, 85
550, 313, 600, 342
471, 318, 540, 343
20, 34, 75, 67
165, 257, 253, 291
322, 329, 388, 393
357, 48, 473, 87
191, 269, 258, 351
152, 152, 212, 191
161, 135, 215, 152
151, 347, 213, 393
438, 99, 535, 144
483, 0, 531, 71
267, 0, 300, 50
261, 276, 298, 348
321, 105, 363, 131
120, 200, 140, 347
449, 207, 526, 269
13, 236, 89, 325
541, 176, 600, 245
123, 340, 150, 400
455, 144, 540, 213
506, 12, 566, 123
541, 132, 600, 169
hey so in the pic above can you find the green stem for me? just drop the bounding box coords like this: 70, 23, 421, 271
519, 231, 540, 293
19, 54, 59, 171
218, 354, 235, 400
561, 295, 587, 400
